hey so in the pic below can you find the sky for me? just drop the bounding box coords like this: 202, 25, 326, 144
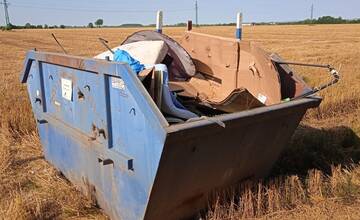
1, 0, 359, 26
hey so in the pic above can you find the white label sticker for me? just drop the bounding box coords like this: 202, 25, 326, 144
61, 78, 73, 101
258, 93, 267, 104
54, 100, 61, 107
112, 78, 125, 90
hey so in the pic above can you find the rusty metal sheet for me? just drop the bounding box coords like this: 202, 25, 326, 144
238, 41, 282, 105
271, 53, 313, 99
180, 31, 239, 103
179, 31, 282, 109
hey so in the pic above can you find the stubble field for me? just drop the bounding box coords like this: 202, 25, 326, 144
1, 24, 360, 219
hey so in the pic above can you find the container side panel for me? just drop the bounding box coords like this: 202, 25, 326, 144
26, 61, 43, 118
145, 103, 311, 220
108, 75, 166, 182
22, 52, 167, 220
38, 122, 157, 219
41, 63, 109, 146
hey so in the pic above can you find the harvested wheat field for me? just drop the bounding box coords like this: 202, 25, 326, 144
1, 24, 360, 219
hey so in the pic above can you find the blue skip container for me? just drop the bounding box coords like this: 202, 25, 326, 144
21, 46, 323, 219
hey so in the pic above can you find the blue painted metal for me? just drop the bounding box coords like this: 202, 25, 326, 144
236, 28, 242, 40
21, 50, 322, 220
21, 51, 168, 219
236, 12, 243, 40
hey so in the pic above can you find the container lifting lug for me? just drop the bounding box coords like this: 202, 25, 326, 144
35, 97, 42, 105
90, 124, 107, 140
98, 157, 114, 166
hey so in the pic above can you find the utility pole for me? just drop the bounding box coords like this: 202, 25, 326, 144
310, 3, 314, 22
195, 0, 198, 27
1, 0, 10, 26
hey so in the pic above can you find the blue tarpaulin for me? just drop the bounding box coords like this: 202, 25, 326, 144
113, 49, 145, 74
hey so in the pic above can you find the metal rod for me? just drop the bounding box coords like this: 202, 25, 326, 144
275, 61, 340, 100
276, 61, 330, 69
51, 33, 67, 54
98, 38, 115, 54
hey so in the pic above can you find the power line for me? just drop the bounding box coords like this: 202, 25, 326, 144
195, 0, 198, 26
8, 3, 192, 14
0, 0, 10, 26
310, 3, 314, 20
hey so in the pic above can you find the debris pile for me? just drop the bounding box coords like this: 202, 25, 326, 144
95, 30, 336, 124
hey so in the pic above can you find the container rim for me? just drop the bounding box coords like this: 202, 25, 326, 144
166, 95, 322, 132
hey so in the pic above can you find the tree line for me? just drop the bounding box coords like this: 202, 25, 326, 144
279, 16, 360, 25
1, 18, 104, 30
2, 16, 360, 30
